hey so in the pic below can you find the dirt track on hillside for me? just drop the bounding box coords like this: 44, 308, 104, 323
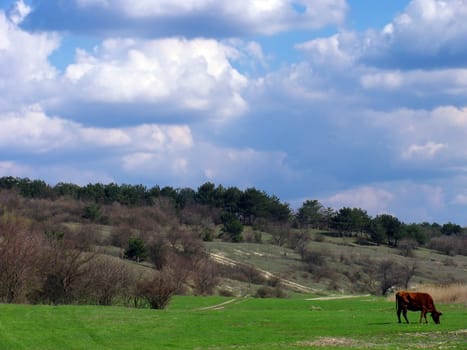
209, 252, 315, 294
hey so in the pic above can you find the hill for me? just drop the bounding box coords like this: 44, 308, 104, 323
0, 181, 466, 307
204, 229, 467, 296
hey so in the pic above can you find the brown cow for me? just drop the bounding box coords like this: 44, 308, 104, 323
396, 291, 442, 324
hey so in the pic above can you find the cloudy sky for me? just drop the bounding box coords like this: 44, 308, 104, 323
1, 0, 467, 225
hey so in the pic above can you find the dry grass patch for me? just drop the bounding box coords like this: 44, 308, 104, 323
387, 283, 467, 304
297, 337, 361, 347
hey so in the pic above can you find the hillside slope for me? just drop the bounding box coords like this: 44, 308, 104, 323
205, 233, 467, 296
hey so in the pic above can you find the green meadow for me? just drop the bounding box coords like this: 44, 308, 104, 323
0, 296, 465, 349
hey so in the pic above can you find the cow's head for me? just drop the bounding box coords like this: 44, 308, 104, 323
431, 311, 442, 324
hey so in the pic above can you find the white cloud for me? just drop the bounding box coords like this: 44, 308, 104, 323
391, 0, 467, 51
7, 0, 31, 25
452, 192, 467, 205
362, 0, 467, 68
323, 182, 446, 222
296, 32, 358, 69
0, 11, 57, 82
324, 186, 395, 215
121, 142, 293, 188
360, 68, 467, 97
0, 104, 293, 191
63, 37, 248, 120
0, 161, 30, 177
403, 142, 447, 160
0, 106, 78, 152
0, 106, 194, 154
0, 9, 59, 114
369, 106, 467, 164
64, 0, 348, 35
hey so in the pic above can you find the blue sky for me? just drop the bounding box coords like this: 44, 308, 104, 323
1, 0, 467, 225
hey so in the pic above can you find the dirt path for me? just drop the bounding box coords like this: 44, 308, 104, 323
195, 297, 249, 311
209, 252, 315, 294
305, 294, 371, 301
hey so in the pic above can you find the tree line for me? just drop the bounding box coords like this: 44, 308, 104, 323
296, 200, 464, 250
0, 177, 289, 223
0, 176, 464, 249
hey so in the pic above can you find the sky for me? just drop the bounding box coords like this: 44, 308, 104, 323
1, 0, 467, 225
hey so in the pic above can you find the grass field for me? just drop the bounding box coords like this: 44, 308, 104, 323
0, 295, 465, 349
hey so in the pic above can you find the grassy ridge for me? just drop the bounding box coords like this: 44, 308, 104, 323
0, 296, 465, 349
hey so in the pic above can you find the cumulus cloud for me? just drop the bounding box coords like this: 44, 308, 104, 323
369, 106, 467, 166
322, 182, 447, 222
403, 142, 447, 160
296, 32, 359, 69
121, 141, 293, 190
0, 105, 194, 154
60, 37, 248, 121
0, 9, 58, 111
21, 0, 347, 37
7, 0, 31, 24
0, 161, 30, 177
362, 0, 467, 69
0, 104, 293, 191
324, 186, 395, 215
296, 0, 467, 103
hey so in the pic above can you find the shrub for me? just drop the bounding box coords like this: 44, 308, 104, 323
137, 268, 177, 309
398, 238, 418, 257
0, 213, 46, 303
221, 212, 243, 242
302, 248, 332, 282
428, 236, 467, 256
84, 256, 134, 306
218, 289, 235, 297
124, 237, 148, 262
147, 236, 170, 269
255, 285, 287, 298
82, 204, 101, 222
193, 258, 219, 295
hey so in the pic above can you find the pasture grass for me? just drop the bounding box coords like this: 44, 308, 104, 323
0, 296, 465, 349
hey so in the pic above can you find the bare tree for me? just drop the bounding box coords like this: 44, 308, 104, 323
192, 257, 219, 295
0, 213, 45, 303
289, 231, 310, 259
36, 239, 96, 304
84, 256, 134, 305
137, 268, 177, 309
147, 235, 170, 269
268, 222, 291, 247
377, 259, 415, 295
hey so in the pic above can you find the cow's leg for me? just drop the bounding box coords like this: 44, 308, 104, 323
419, 309, 428, 323
402, 306, 409, 323
397, 306, 402, 323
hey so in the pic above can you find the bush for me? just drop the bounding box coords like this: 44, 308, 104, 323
125, 237, 148, 262
398, 238, 418, 257
255, 285, 287, 298
428, 236, 467, 256
137, 268, 177, 309
193, 258, 219, 295
221, 212, 243, 242
147, 236, 169, 269
302, 248, 332, 282
85, 256, 134, 306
